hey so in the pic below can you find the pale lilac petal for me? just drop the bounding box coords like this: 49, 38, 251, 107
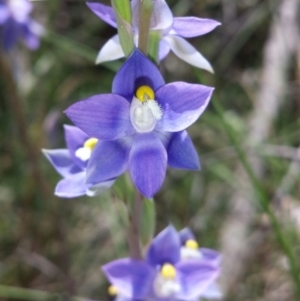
173, 17, 220, 38
65, 94, 134, 140
164, 35, 214, 72
8, 0, 32, 23
158, 38, 170, 61
64, 124, 89, 169
112, 49, 165, 101
201, 282, 222, 299
200, 248, 221, 265
156, 82, 213, 132
167, 131, 199, 170
21, 22, 39, 49
42, 149, 82, 178
86, 2, 117, 28
179, 228, 196, 244
0, 5, 9, 24
176, 260, 220, 300
131, 0, 173, 31
146, 225, 181, 266
55, 171, 87, 198
96, 34, 124, 64
102, 258, 155, 299
86, 179, 115, 197
129, 132, 167, 198
86, 138, 131, 184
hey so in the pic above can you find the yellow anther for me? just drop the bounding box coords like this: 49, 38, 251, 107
160, 263, 176, 279
108, 285, 118, 296
185, 239, 199, 250
84, 138, 98, 150
136, 85, 155, 102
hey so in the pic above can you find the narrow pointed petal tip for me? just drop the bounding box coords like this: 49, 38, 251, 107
55, 172, 87, 198
86, 2, 117, 28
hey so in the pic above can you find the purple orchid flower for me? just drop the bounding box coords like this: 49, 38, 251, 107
179, 228, 222, 300
87, 0, 220, 72
102, 225, 220, 300
43, 125, 115, 198
65, 49, 213, 198
0, 0, 43, 50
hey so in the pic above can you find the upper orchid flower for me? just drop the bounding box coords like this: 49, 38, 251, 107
87, 0, 220, 72
179, 228, 222, 300
102, 225, 220, 300
43, 125, 115, 198
65, 49, 213, 198
0, 0, 43, 50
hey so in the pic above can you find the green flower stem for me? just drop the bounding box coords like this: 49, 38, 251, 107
138, 0, 154, 55
148, 30, 160, 64
211, 98, 300, 297
0, 285, 88, 301
111, 0, 134, 57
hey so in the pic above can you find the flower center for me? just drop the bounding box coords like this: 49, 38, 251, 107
185, 239, 199, 250
180, 239, 202, 260
108, 285, 118, 296
75, 137, 98, 161
130, 86, 162, 133
153, 263, 180, 298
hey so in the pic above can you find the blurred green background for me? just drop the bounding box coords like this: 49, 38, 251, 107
1, 0, 300, 300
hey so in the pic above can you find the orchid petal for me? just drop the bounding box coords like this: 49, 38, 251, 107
159, 38, 171, 61
21, 22, 39, 49
112, 49, 165, 101
167, 131, 200, 170
86, 138, 131, 184
179, 228, 196, 244
3, 18, 19, 50
173, 17, 220, 38
64, 125, 89, 169
42, 149, 82, 178
65, 94, 134, 140
55, 171, 87, 198
164, 35, 214, 72
0, 5, 9, 24
86, 179, 115, 197
129, 132, 167, 198
201, 282, 223, 299
131, 0, 173, 31
156, 82, 213, 132
86, 2, 117, 28
200, 248, 221, 265
102, 258, 155, 299
95, 34, 124, 64
176, 260, 220, 300
146, 225, 181, 266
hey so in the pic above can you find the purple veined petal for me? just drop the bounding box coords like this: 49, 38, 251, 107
2, 17, 20, 50
64, 124, 89, 169
200, 248, 221, 265
42, 149, 82, 178
179, 228, 196, 244
146, 225, 181, 266
201, 282, 223, 299
102, 258, 155, 299
164, 35, 214, 72
86, 138, 132, 184
176, 260, 220, 300
21, 22, 40, 49
55, 171, 87, 198
173, 17, 221, 38
96, 34, 124, 64
158, 38, 171, 61
155, 82, 213, 132
86, 2, 117, 28
131, 0, 173, 31
167, 131, 200, 170
86, 178, 115, 197
129, 132, 167, 198
112, 49, 165, 101
0, 4, 9, 24
65, 94, 135, 140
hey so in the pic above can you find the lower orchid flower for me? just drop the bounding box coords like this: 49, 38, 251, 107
43, 125, 115, 198
102, 225, 220, 301
65, 49, 213, 198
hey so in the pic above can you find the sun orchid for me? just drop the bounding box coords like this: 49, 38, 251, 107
65, 49, 213, 198
102, 225, 220, 300
43, 125, 115, 198
0, 0, 43, 50
87, 0, 220, 72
